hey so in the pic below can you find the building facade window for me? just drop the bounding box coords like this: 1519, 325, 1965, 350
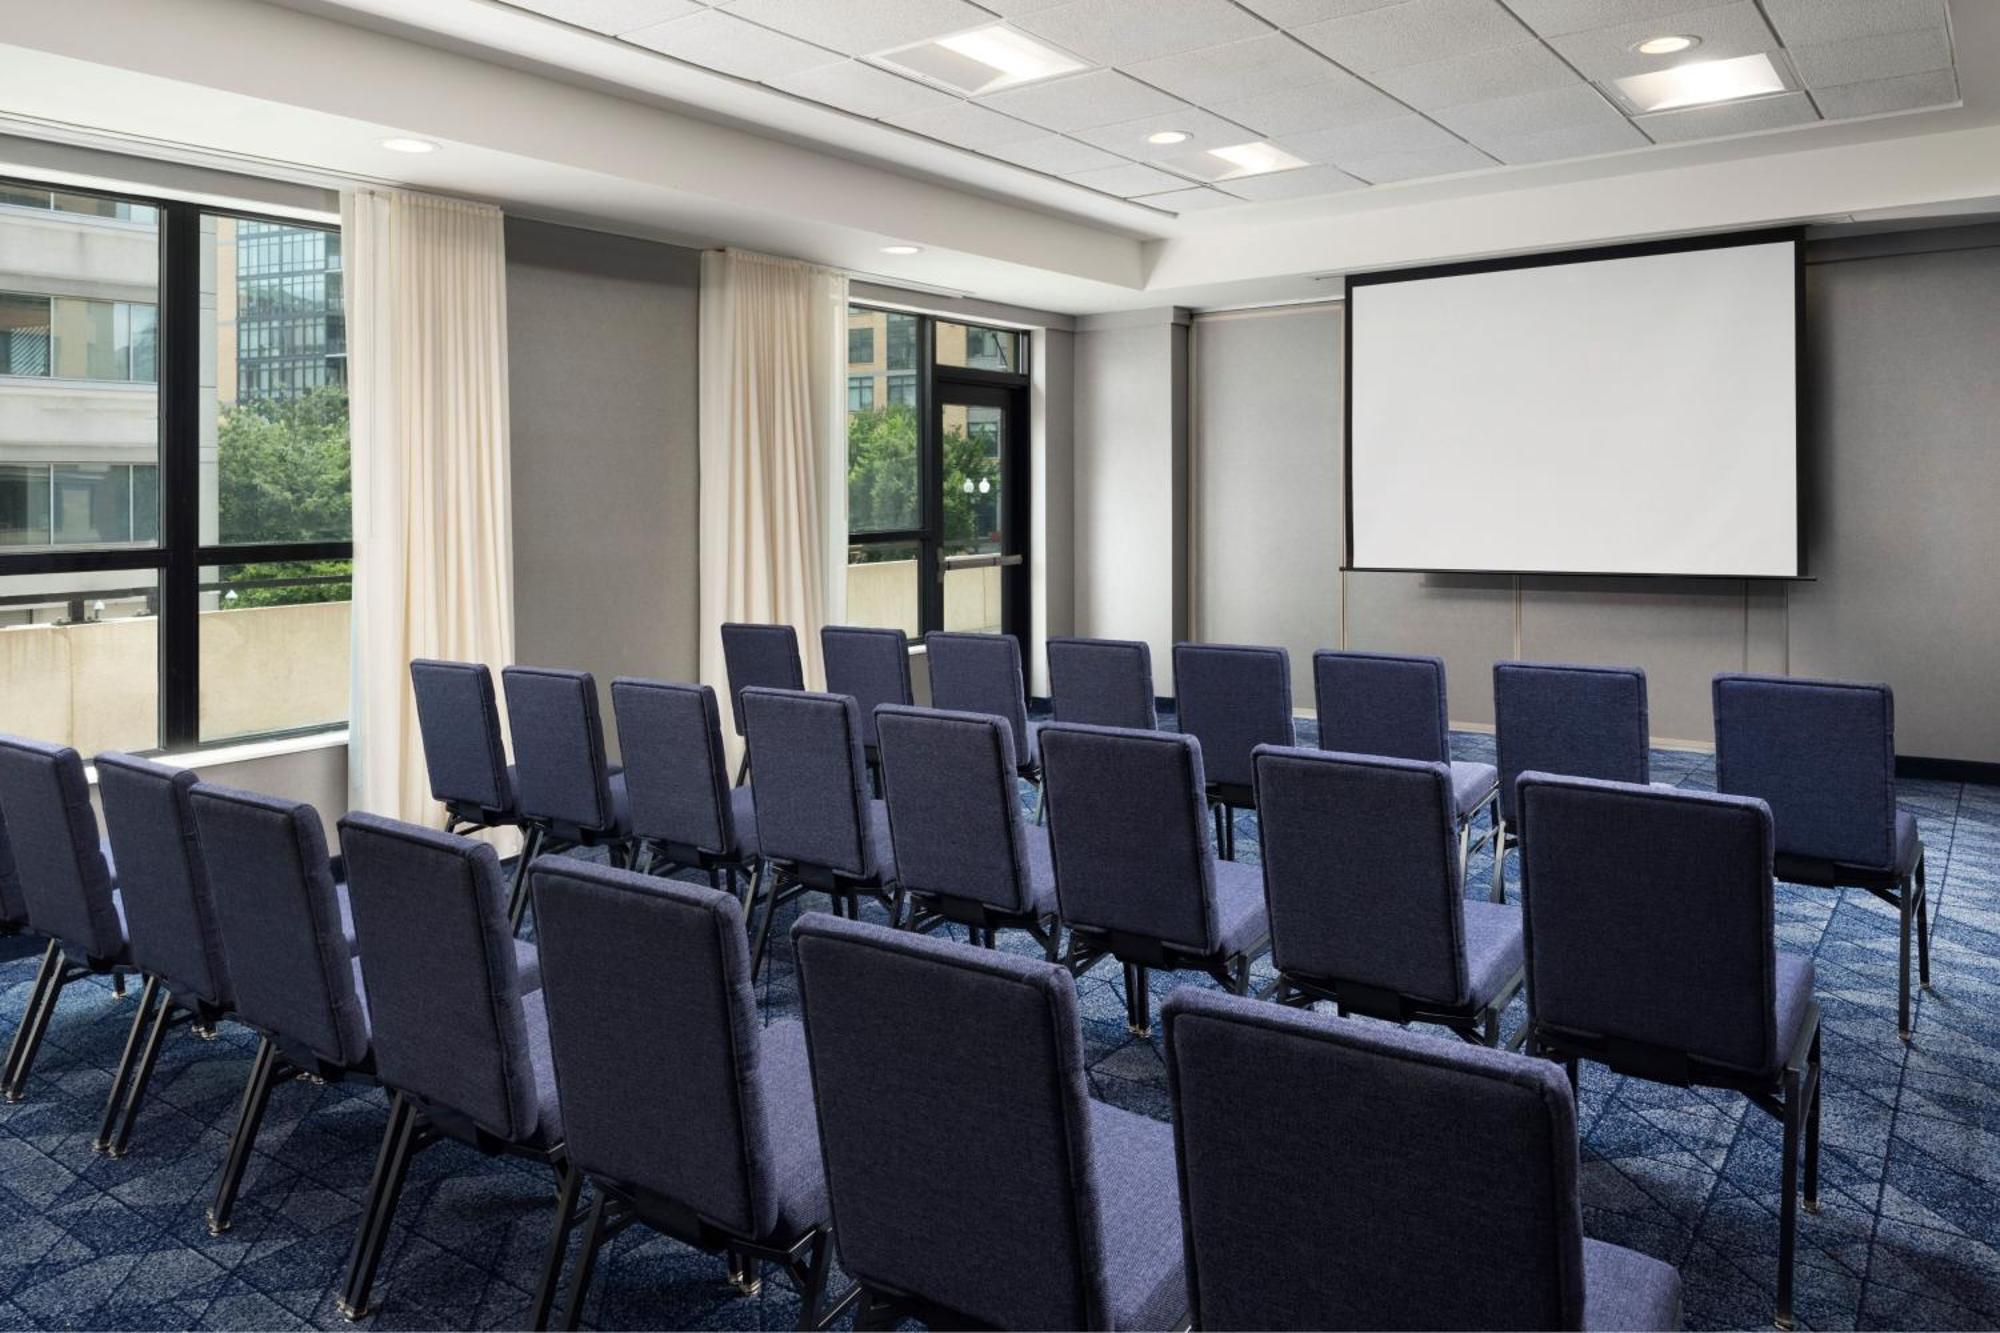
0, 294, 158, 382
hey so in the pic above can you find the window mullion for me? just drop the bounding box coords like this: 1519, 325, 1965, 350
158, 202, 202, 749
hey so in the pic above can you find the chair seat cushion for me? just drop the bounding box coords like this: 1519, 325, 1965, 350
1021, 824, 1060, 916
1772, 950, 1817, 1072
1773, 808, 1921, 888
1209, 859, 1270, 960
1460, 899, 1525, 1011
518, 987, 564, 1148
863, 799, 898, 886
1582, 1237, 1682, 1331
514, 938, 542, 994
759, 1019, 833, 1238
729, 785, 760, 859
1451, 760, 1499, 821
1090, 1100, 1188, 1332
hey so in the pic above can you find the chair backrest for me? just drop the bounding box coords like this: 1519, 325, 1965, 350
1713, 673, 1898, 870
1517, 773, 1781, 1076
1047, 636, 1157, 730
721, 622, 805, 735
1163, 988, 1586, 1331
793, 913, 1116, 1330
821, 626, 913, 749
409, 659, 513, 817
0, 735, 121, 959
1171, 642, 1293, 792
611, 678, 736, 856
1493, 662, 1650, 826
922, 631, 1032, 766
191, 783, 368, 1068
877, 706, 1035, 916
502, 666, 618, 834
95, 752, 232, 1007
1253, 745, 1468, 1006
740, 688, 878, 879
0, 809, 25, 930
1313, 650, 1451, 764
532, 858, 780, 1239
339, 813, 540, 1142
1040, 723, 1219, 954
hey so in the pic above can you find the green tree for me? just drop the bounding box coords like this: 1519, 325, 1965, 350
846, 403, 999, 558
215, 384, 352, 606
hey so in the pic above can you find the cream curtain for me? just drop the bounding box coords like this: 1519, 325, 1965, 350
698, 248, 849, 752
344, 188, 515, 824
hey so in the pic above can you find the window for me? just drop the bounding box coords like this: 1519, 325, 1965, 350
847, 375, 875, 412
936, 320, 1023, 373
0, 177, 350, 752
848, 326, 874, 363
887, 372, 918, 407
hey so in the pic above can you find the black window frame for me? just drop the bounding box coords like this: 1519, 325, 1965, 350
0, 174, 352, 754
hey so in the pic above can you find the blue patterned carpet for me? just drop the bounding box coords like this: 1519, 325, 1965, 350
2, 727, 1998, 1330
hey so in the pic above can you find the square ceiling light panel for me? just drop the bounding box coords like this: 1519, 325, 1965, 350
872, 23, 1089, 95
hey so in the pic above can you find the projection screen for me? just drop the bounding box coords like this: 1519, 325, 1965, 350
1346, 235, 1801, 577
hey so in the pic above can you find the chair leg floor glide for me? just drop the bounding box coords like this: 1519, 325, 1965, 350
2, 940, 63, 1102
208, 1035, 294, 1237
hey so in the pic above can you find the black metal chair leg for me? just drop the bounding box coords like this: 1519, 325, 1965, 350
1775, 1063, 1801, 1331
792, 1228, 834, 1332
339, 1093, 422, 1321
1490, 821, 1510, 904
853, 1289, 899, 1333
1126, 964, 1152, 1038
734, 753, 750, 788
529, 1165, 584, 1332
1804, 1027, 1823, 1215
109, 987, 176, 1158
1916, 855, 1933, 991
2, 940, 62, 1099
510, 826, 545, 931
749, 865, 782, 982
4, 957, 71, 1104
1898, 868, 1914, 1042
208, 1036, 284, 1235
94, 976, 160, 1151
553, 1188, 608, 1332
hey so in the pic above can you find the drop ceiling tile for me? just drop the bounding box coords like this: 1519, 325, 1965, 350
1220, 163, 1368, 199
1277, 112, 1465, 162
1474, 116, 1648, 163
1071, 108, 1261, 160
881, 96, 1051, 146
723, 0, 991, 56
623, 9, 845, 79
1238, 0, 1408, 25
979, 69, 1191, 131
769, 59, 961, 118
1211, 77, 1406, 136
1810, 67, 1958, 119
504, 0, 699, 34
982, 133, 1130, 173
1498, 0, 1721, 37
1123, 34, 1347, 106
1292, 0, 1532, 74
1130, 187, 1249, 211
1372, 39, 1576, 110
1636, 90, 1816, 141
1432, 82, 1626, 139
1063, 161, 1195, 196
1339, 141, 1497, 181
1549, 2, 1780, 82
1760, 0, 1946, 48
1789, 27, 1953, 88
1011, 0, 1271, 66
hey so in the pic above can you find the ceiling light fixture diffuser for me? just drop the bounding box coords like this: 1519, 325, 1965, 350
874, 24, 1087, 96
379, 137, 438, 154
880, 244, 923, 255
1147, 130, 1192, 145
1634, 34, 1699, 56
1613, 53, 1786, 113
1205, 141, 1309, 178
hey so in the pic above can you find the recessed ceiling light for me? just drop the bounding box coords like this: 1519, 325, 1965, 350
378, 137, 438, 154
1206, 141, 1310, 178
880, 244, 922, 256
1147, 130, 1192, 146
1612, 52, 1787, 113
872, 24, 1087, 96
1634, 34, 1699, 56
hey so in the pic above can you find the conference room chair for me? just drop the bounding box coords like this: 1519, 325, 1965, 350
792, 913, 1187, 1331
610, 678, 759, 907
1253, 745, 1524, 1048
1517, 772, 1820, 1331
530, 858, 846, 1332
922, 630, 1042, 814
1046, 635, 1157, 730
334, 812, 573, 1325
1039, 723, 1268, 1037
1162, 988, 1682, 1331
875, 705, 1061, 960
1313, 649, 1498, 871
738, 687, 898, 980
1491, 661, 1649, 904
820, 624, 912, 792
1171, 642, 1293, 860
502, 665, 634, 928
88, 753, 235, 1157
1714, 673, 1931, 1040
722, 622, 805, 786
410, 658, 531, 883
0, 736, 134, 1105
188, 782, 373, 1239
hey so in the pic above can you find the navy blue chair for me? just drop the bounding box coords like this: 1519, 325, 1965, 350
89, 753, 234, 1156
410, 658, 532, 888
335, 812, 572, 1325
1313, 649, 1498, 871
503, 666, 633, 928
793, 913, 1187, 1331
1714, 673, 1930, 1040
611, 678, 759, 907
1039, 723, 1267, 1037
530, 858, 846, 1331
722, 623, 806, 785
1171, 642, 1293, 859
1047, 636, 1157, 731
189, 782, 372, 1238
1164, 988, 1682, 1331
1491, 662, 1649, 904
0, 736, 133, 1105
1253, 745, 1524, 1048
923, 630, 1041, 804
739, 687, 898, 980
876, 705, 1061, 959
1518, 772, 1820, 1330
821, 625, 913, 791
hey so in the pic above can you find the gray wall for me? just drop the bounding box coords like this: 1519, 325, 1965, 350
506, 218, 701, 757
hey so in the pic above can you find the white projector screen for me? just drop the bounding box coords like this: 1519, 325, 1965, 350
1347, 237, 1800, 577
